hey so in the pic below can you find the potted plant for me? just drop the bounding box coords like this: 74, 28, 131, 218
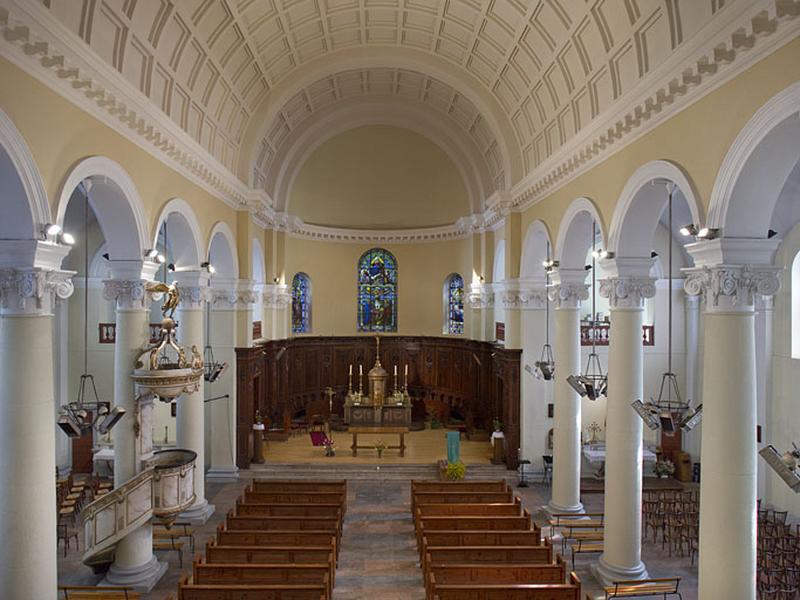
374, 440, 387, 458
654, 459, 675, 479
493, 418, 503, 432
445, 461, 467, 480
324, 439, 335, 457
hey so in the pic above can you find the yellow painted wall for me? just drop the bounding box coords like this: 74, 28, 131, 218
284, 236, 473, 336
0, 56, 238, 253
290, 125, 470, 229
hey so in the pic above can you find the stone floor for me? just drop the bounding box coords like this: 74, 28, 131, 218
57, 474, 699, 600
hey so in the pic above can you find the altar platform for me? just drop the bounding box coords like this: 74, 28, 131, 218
254, 427, 493, 465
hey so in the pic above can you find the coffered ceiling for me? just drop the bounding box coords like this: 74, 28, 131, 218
8, 0, 798, 226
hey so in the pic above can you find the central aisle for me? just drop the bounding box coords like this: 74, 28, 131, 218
333, 479, 426, 600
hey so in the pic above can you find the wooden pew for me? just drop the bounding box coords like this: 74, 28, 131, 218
215, 525, 338, 559
177, 574, 326, 600
424, 545, 552, 567
250, 479, 347, 512
205, 540, 333, 567
421, 528, 542, 552
243, 491, 346, 508
603, 577, 682, 599
413, 491, 515, 509
225, 512, 342, 545
59, 586, 139, 599
418, 515, 532, 548
411, 481, 510, 511
192, 557, 332, 600
425, 557, 567, 600
235, 501, 342, 519
416, 501, 523, 519
429, 571, 582, 600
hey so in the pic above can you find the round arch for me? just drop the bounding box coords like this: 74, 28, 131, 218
272, 99, 491, 215
242, 46, 520, 188
607, 160, 702, 258
0, 108, 50, 241
152, 198, 203, 270
55, 156, 149, 262
555, 197, 606, 271
520, 220, 553, 279
252, 237, 266, 284
207, 221, 239, 280
708, 81, 800, 237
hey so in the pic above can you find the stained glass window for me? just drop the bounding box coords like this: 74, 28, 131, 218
291, 272, 311, 334
357, 248, 397, 332
445, 273, 464, 334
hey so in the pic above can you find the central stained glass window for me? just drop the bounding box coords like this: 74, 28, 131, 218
357, 248, 397, 332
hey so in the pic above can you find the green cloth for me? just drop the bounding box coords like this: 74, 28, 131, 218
446, 431, 460, 463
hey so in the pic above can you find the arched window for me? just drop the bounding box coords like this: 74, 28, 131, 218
357, 248, 397, 332
291, 272, 311, 334
444, 273, 464, 334
792, 251, 800, 359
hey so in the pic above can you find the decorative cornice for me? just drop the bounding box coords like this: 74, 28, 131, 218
599, 277, 657, 310
262, 283, 291, 309
102, 279, 149, 311
0, 268, 74, 315
496, 279, 547, 310
508, 1, 800, 213
548, 282, 589, 310
684, 265, 781, 313
467, 283, 493, 310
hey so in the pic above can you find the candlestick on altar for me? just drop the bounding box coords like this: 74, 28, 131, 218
358, 365, 363, 395
349, 364, 353, 376
404, 364, 408, 390
393, 364, 398, 394
348, 369, 353, 394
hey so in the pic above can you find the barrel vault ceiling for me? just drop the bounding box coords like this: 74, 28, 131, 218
1, 0, 798, 228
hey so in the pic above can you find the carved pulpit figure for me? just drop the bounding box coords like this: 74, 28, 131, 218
367, 336, 388, 406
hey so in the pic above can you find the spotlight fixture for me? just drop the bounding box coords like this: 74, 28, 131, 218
679, 224, 698, 237
535, 240, 556, 381
201, 261, 216, 274
61, 232, 76, 245
97, 406, 126, 435
759, 443, 800, 493
768, 229, 779, 239
651, 251, 659, 258
145, 248, 159, 259
167, 263, 176, 272
272, 276, 280, 283
632, 184, 699, 433
696, 227, 720, 240
567, 220, 607, 401
57, 414, 82, 438
43, 223, 62, 238
102, 253, 110, 261
592, 249, 614, 260
156, 253, 166, 264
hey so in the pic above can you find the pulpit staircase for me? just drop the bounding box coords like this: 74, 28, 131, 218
80, 449, 197, 572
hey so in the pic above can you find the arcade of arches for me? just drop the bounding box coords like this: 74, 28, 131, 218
0, 2, 798, 599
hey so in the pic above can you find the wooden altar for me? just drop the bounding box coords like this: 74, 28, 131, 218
234, 336, 521, 470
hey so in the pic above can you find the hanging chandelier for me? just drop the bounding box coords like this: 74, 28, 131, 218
57, 181, 126, 438
534, 241, 555, 380
631, 183, 702, 434
202, 262, 228, 384
566, 220, 608, 400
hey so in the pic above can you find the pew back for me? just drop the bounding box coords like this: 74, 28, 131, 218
235, 502, 342, 519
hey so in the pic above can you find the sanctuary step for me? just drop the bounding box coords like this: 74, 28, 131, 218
241, 462, 511, 481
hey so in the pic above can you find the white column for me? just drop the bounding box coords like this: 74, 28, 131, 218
262, 283, 290, 340
206, 286, 239, 482
173, 272, 214, 523
547, 273, 588, 514
0, 261, 73, 600
101, 275, 166, 591
467, 283, 493, 342
754, 295, 773, 499
685, 240, 780, 600
683, 294, 701, 459
594, 275, 655, 584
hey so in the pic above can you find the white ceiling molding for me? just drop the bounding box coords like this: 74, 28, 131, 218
509, 0, 800, 213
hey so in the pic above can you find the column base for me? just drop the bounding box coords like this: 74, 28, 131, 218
179, 499, 215, 524
101, 555, 167, 592
206, 466, 239, 483
592, 555, 648, 587
544, 499, 585, 516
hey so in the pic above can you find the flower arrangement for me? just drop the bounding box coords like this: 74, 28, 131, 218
374, 440, 387, 458
654, 459, 675, 478
493, 418, 503, 432
324, 439, 335, 457
445, 461, 467, 480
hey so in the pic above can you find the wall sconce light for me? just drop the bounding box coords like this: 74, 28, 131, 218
145, 248, 159, 259
768, 229, 779, 239
592, 249, 614, 259
679, 224, 698, 237
167, 263, 176, 272
201, 261, 216, 274
696, 227, 720, 240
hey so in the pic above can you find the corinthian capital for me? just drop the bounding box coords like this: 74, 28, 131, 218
684, 265, 780, 313
0, 268, 74, 315
599, 277, 656, 309
466, 283, 493, 309
262, 283, 290, 308
103, 279, 149, 310
548, 282, 589, 310
498, 279, 547, 310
